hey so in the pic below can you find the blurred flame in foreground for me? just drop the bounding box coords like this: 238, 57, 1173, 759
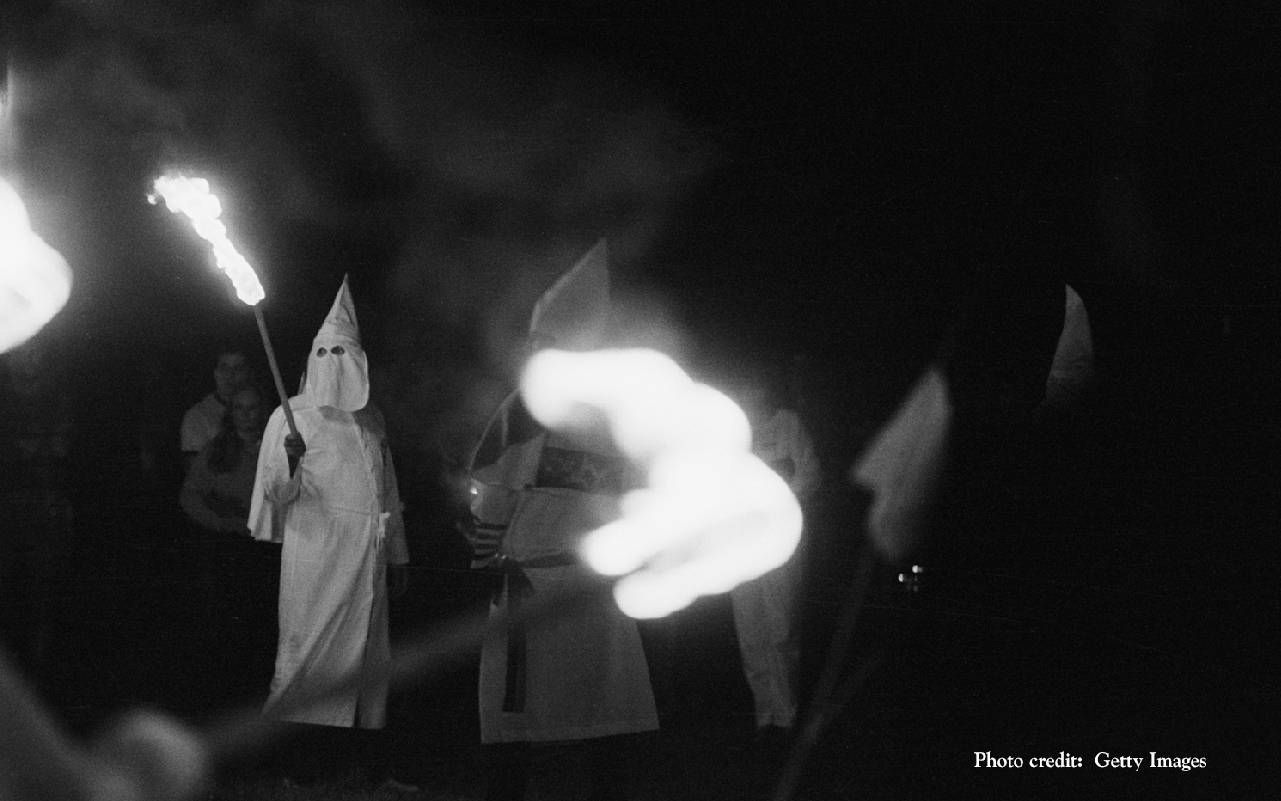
148, 174, 265, 306
2, 645, 207, 801
0, 177, 72, 354
522, 348, 803, 618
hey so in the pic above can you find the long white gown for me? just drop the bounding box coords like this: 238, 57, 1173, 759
472, 432, 658, 743
249, 398, 408, 728
730, 408, 821, 729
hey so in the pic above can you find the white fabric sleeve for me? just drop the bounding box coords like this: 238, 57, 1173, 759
248, 405, 300, 542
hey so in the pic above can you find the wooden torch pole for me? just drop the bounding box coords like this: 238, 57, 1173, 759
253, 305, 299, 437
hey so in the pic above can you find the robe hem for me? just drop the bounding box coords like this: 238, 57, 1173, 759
480, 715, 659, 744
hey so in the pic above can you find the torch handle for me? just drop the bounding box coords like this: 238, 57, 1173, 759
253, 306, 299, 437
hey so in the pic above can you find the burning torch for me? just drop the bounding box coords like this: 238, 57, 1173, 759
147, 173, 298, 437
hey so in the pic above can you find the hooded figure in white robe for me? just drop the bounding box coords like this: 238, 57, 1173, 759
249, 275, 408, 727
725, 369, 821, 731
471, 240, 658, 744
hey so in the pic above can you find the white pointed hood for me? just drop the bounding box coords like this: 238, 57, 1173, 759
529, 239, 610, 351
1044, 283, 1095, 407
303, 274, 369, 411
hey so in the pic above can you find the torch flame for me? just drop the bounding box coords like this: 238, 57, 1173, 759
1, 177, 72, 354
521, 348, 803, 619
148, 174, 265, 305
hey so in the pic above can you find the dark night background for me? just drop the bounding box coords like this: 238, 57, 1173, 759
3, 1, 1281, 798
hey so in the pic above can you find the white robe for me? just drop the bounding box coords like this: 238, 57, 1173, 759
473, 433, 658, 743
730, 408, 820, 729
249, 398, 408, 728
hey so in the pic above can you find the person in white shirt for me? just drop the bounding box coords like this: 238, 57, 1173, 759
180, 346, 251, 472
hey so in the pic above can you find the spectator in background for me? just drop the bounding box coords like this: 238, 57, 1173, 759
179, 383, 278, 704
723, 357, 821, 752
180, 345, 252, 473
180, 384, 266, 536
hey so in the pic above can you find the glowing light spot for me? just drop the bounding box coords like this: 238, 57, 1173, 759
90, 711, 207, 801
520, 348, 802, 619
522, 349, 750, 461
148, 173, 265, 306
0, 177, 72, 353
